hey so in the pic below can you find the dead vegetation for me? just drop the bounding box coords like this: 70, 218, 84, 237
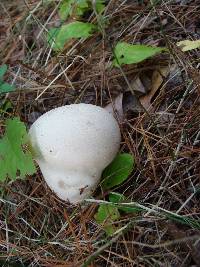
0, 0, 200, 266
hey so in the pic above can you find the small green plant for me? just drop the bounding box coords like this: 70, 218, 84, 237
94, 195, 141, 236
108, 192, 143, 213
94, 203, 120, 235
94, 153, 135, 235
94, 152, 200, 236
94, 190, 143, 236
59, 0, 105, 21
0, 65, 15, 93
59, 0, 89, 20
0, 99, 12, 117
0, 117, 36, 181
112, 42, 167, 67
48, 0, 106, 51
95, 190, 200, 236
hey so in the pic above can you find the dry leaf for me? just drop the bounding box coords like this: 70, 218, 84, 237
140, 67, 170, 110
122, 91, 143, 112
177, 39, 200, 52
130, 76, 147, 95
104, 91, 143, 121
105, 66, 173, 118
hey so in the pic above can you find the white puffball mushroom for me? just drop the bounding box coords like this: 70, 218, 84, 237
29, 103, 121, 204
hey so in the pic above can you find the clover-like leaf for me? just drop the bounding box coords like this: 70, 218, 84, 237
0, 118, 36, 181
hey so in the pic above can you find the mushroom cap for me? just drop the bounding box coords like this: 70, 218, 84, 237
29, 104, 121, 170
29, 103, 121, 203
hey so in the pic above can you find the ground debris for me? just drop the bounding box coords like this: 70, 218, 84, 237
0, 1, 200, 266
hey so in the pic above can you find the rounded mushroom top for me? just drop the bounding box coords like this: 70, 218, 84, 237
29, 103, 121, 173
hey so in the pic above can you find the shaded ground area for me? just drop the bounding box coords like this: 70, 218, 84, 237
0, 0, 200, 266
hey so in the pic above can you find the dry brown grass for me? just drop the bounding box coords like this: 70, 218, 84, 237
0, 0, 200, 266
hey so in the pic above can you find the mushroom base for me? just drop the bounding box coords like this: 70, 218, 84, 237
39, 164, 101, 203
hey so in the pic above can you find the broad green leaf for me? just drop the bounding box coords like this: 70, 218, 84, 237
48, 28, 60, 48
94, 204, 120, 235
0, 118, 36, 181
0, 65, 7, 79
48, 21, 96, 50
102, 153, 134, 190
113, 42, 167, 67
177, 39, 200, 52
109, 192, 143, 213
0, 82, 15, 93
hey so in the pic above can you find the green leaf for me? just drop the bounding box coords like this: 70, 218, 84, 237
0, 100, 12, 117
94, 203, 120, 235
95, 0, 105, 13
109, 192, 143, 213
102, 153, 134, 190
0, 82, 15, 93
76, 0, 90, 16
48, 21, 96, 51
0, 118, 36, 181
58, 0, 105, 20
177, 39, 200, 52
0, 65, 15, 93
59, 0, 89, 21
109, 192, 125, 202
113, 42, 167, 67
59, 0, 74, 20
0, 65, 7, 80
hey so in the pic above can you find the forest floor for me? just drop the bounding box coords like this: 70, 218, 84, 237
0, 0, 200, 266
